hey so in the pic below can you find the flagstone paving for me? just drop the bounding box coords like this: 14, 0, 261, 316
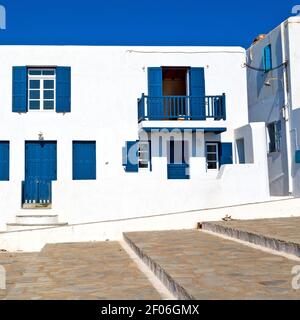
124, 230, 300, 299
0, 252, 37, 299
3, 242, 161, 300
202, 217, 300, 245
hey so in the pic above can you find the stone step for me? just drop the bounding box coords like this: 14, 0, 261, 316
22, 203, 52, 209
124, 232, 192, 300
6, 223, 68, 232
15, 215, 59, 225
201, 217, 300, 257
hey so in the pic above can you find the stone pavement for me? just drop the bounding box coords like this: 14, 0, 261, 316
3, 242, 161, 300
0, 252, 37, 299
125, 230, 300, 299
203, 217, 300, 244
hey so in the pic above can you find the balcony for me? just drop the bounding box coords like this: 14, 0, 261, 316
138, 94, 226, 123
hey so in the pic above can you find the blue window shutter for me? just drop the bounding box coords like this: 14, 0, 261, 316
148, 67, 162, 119
295, 150, 300, 164
189, 67, 205, 120
12, 67, 27, 113
73, 141, 96, 180
148, 67, 162, 96
220, 142, 233, 166
0, 141, 9, 181
56, 67, 71, 113
125, 141, 138, 172
264, 45, 272, 72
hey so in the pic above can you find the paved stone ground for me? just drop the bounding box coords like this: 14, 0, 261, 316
204, 217, 300, 244
0, 252, 37, 299
125, 230, 300, 299
3, 242, 161, 300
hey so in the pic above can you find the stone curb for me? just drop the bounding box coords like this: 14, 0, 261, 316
202, 222, 300, 257
123, 233, 194, 300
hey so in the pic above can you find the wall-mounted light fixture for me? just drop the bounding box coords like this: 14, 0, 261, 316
38, 132, 44, 141
264, 77, 284, 87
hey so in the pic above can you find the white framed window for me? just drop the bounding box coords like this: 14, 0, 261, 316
206, 143, 219, 170
28, 68, 56, 111
138, 141, 150, 170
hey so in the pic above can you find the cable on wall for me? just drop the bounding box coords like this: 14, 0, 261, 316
243, 61, 288, 72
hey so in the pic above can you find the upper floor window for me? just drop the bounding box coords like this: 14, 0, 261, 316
12, 66, 71, 114
28, 68, 56, 111
263, 45, 272, 72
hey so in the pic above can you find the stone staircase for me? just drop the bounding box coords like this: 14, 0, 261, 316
201, 217, 300, 257
1, 217, 300, 300
124, 228, 300, 299
6, 214, 68, 231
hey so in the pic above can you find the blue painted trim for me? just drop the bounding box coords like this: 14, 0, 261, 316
124, 141, 139, 172
73, 141, 96, 180
148, 140, 152, 172
167, 164, 190, 180
295, 150, 300, 164
142, 127, 226, 133
138, 94, 226, 122
56, 66, 71, 113
263, 45, 272, 72
12, 66, 27, 113
0, 141, 9, 181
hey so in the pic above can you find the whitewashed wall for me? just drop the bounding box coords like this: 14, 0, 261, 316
0, 45, 268, 230
286, 20, 300, 196
247, 16, 300, 197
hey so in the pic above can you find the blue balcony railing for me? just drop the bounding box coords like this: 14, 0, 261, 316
138, 94, 226, 122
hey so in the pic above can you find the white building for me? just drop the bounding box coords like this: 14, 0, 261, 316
247, 16, 300, 197
0, 45, 270, 232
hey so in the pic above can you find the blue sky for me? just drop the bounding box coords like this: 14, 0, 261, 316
0, 0, 297, 47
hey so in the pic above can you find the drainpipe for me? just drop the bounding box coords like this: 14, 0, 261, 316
281, 22, 293, 195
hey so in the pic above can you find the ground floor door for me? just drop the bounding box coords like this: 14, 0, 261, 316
23, 141, 57, 205
167, 140, 190, 179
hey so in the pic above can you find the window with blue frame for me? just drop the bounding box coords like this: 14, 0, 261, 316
73, 141, 96, 180
263, 45, 272, 72
0, 141, 9, 181
12, 66, 71, 113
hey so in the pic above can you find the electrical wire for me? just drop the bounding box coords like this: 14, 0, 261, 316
244, 61, 288, 72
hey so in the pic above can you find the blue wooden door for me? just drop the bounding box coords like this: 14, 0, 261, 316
167, 140, 190, 179
24, 141, 57, 204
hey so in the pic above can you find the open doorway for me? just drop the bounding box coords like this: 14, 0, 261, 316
162, 67, 189, 119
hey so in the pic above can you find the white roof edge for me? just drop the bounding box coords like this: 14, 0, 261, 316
0, 44, 246, 52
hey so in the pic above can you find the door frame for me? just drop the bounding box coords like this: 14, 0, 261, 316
23, 140, 57, 207
205, 142, 219, 171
